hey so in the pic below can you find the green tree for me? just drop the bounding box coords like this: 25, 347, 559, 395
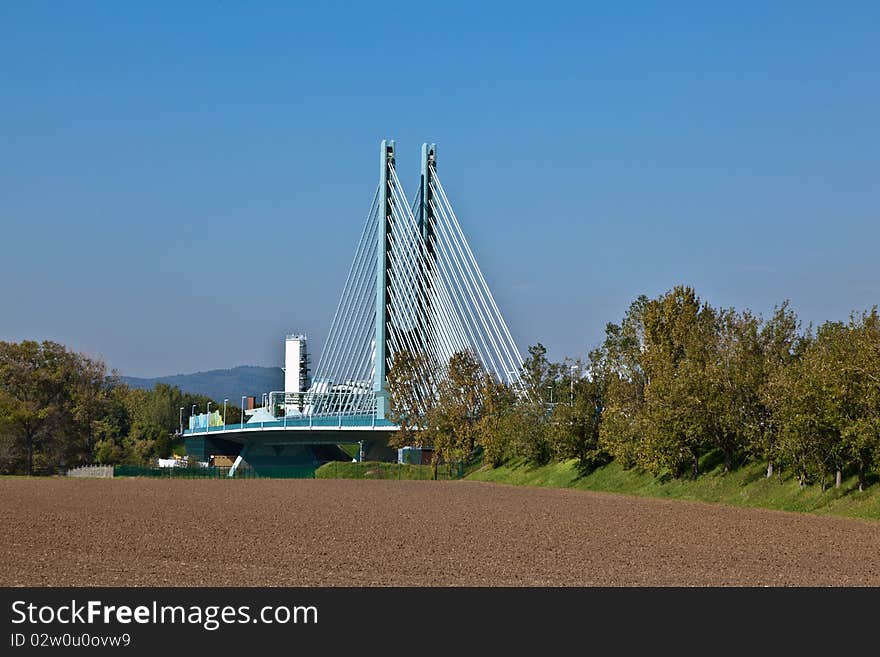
842, 309, 880, 490
509, 344, 555, 464
639, 287, 718, 477
386, 350, 441, 449
521, 343, 561, 405
82, 381, 224, 467
548, 366, 606, 471
596, 296, 648, 468
476, 377, 518, 467
424, 351, 486, 469
754, 302, 801, 477
90, 384, 132, 465
547, 352, 608, 472
771, 322, 848, 489
388, 349, 490, 475
707, 308, 764, 472
0, 340, 112, 475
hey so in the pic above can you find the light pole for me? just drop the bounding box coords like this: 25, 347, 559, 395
206, 401, 212, 431
179, 407, 184, 435
241, 396, 246, 428
223, 399, 228, 430
547, 386, 553, 405
191, 404, 197, 431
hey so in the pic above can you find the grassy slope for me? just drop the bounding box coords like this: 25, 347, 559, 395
467, 457, 880, 521
315, 461, 459, 480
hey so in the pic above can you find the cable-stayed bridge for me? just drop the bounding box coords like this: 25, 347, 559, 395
184, 141, 523, 473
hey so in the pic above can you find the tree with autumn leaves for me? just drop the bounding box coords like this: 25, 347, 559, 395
388, 285, 880, 492
387, 349, 490, 476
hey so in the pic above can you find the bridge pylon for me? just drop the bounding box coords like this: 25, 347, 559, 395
374, 139, 395, 419
311, 140, 524, 423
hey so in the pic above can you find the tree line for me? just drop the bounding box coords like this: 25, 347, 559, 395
0, 341, 239, 475
388, 286, 880, 491
3, 285, 878, 487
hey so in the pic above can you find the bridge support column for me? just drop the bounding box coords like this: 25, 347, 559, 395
227, 442, 251, 478
374, 139, 395, 420
419, 143, 436, 244
418, 143, 437, 354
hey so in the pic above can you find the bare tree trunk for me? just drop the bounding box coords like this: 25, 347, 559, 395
798, 472, 806, 489
835, 469, 842, 489
27, 434, 34, 477
766, 461, 773, 478
691, 453, 699, 479
858, 463, 865, 492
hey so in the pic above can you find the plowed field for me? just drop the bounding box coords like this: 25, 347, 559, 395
2, 478, 878, 586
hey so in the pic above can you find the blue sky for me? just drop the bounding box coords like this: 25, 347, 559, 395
1, 2, 878, 377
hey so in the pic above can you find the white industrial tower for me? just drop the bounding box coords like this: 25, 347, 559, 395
283, 334, 310, 414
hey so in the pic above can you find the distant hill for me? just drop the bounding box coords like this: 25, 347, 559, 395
121, 366, 284, 403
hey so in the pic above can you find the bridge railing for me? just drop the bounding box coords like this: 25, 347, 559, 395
182, 388, 396, 435
266, 387, 377, 419
184, 413, 397, 436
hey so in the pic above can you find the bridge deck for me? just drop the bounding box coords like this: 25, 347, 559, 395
183, 414, 398, 437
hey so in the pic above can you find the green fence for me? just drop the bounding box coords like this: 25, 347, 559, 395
112, 464, 317, 479
112, 461, 465, 480
314, 460, 465, 480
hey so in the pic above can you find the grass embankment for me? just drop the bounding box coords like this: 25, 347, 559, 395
467, 457, 880, 521
315, 461, 462, 480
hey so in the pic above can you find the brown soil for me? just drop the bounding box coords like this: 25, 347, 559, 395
2, 478, 879, 586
